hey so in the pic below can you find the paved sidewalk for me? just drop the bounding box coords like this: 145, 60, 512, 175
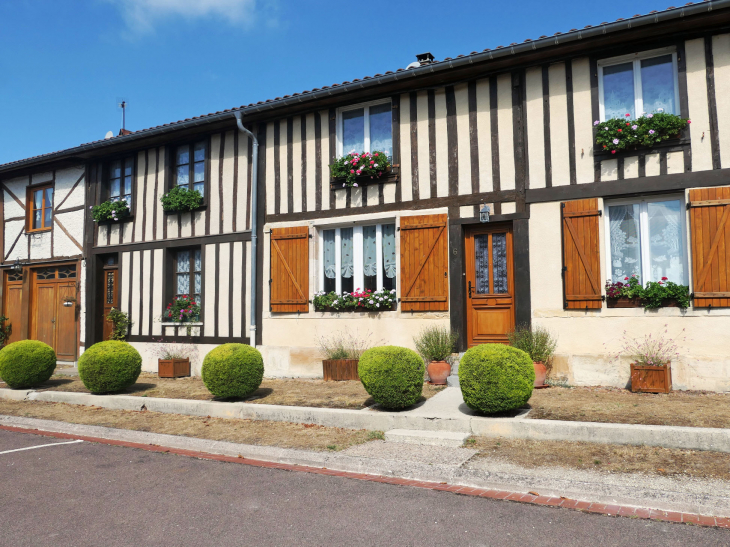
1, 414, 729, 523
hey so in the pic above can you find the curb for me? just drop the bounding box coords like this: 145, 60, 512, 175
1, 422, 728, 530
2, 388, 730, 453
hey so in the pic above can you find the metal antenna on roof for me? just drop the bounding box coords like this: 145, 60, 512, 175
116, 97, 129, 132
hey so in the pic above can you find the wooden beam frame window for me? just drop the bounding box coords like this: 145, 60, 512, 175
108, 157, 134, 206
27, 184, 54, 232
173, 140, 207, 198
336, 99, 393, 158
173, 248, 202, 302
598, 47, 680, 121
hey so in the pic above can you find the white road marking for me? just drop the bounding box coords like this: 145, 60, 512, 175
0, 439, 83, 455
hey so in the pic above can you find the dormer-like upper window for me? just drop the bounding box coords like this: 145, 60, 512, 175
598, 48, 680, 121
337, 100, 392, 157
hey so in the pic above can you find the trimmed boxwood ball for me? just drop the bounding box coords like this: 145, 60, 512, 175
201, 344, 264, 399
459, 344, 535, 414
0, 340, 56, 389
358, 346, 424, 410
78, 341, 142, 394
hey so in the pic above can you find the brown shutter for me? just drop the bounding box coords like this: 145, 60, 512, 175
689, 187, 730, 308
561, 199, 602, 309
400, 214, 448, 311
270, 226, 309, 313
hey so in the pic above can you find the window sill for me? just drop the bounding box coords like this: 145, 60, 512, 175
606, 297, 683, 309
315, 305, 397, 313
163, 204, 208, 215
26, 228, 53, 234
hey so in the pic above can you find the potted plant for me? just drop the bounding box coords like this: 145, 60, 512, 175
617, 327, 682, 394
594, 110, 689, 155
160, 186, 204, 213
316, 330, 380, 381
413, 326, 457, 385
507, 324, 557, 388
106, 308, 131, 341
91, 199, 131, 223
605, 275, 643, 308
330, 151, 392, 188
314, 288, 397, 312
151, 339, 198, 378
605, 274, 690, 310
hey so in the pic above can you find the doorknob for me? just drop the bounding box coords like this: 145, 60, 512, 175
51, 318, 55, 324
468, 281, 473, 298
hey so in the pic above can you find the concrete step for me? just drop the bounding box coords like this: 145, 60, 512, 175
384, 429, 471, 448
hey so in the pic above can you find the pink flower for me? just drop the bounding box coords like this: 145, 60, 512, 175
374, 153, 379, 156
611, 150, 616, 154
593, 120, 600, 126
625, 113, 631, 117
648, 130, 655, 135
617, 129, 622, 133
353, 183, 358, 187
350, 169, 354, 174
662, 276, 668, 281
625, 277, 629, 280
687, 120, 692, 124
370, 161, 374, 165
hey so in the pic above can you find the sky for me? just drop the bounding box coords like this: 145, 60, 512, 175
0, 0, 675, 165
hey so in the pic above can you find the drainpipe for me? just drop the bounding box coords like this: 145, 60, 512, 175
234, 112, 259, 346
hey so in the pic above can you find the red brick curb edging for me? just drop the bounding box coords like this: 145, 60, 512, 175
2, 424, 728, 529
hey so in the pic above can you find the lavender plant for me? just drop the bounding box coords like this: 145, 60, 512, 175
615, 325, 685, 367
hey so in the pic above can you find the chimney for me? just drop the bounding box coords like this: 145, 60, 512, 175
118, 128, 132, 136
416, 52, 435, 66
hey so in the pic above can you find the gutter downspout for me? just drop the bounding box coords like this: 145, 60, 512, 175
234, 112, 259, 346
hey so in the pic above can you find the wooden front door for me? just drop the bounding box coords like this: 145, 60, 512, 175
3, 270, 24, 344
465, 225, 515, 347
31, 264, 78, 361
102, 268, 118, 341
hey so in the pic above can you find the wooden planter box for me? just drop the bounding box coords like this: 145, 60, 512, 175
315, 304, 397, 313
322, 359, 359, 381
607, 297, 642, 308
630, 363, 672, 393
158, 358, 191, 378
329, 166, 398, 189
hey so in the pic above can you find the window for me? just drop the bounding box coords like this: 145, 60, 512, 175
605, 196, 687, 284
337, 101, 392, 157
27, 185, 53, 232
320, 223, 396, 294
109, 158, 133, 206
598, 48, 680, 121
175, 249, 202, 302
173, 141, 207, 197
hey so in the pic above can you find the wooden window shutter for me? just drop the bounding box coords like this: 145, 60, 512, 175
561, 199, 602, 309
400, 214, 448, 311
270, 226, 309, 312
689, 187, 730, 308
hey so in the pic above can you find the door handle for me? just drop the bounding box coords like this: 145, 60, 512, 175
51, 319, 55, 324
468, 281, 473, 298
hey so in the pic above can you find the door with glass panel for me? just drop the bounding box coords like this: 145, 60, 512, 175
465, 225, 515, 347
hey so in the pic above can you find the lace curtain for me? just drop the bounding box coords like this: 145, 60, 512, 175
647, 200, 684, 282
474, 235, 490, 294
176, 250, 190, 295
492, 233, 508, 294
609, 204, 642, 281
363, 226, 377, 276
193, 250, 202, 298
382, 224, 396, 278
341, 228, 353, 279
323, 230, 336, 279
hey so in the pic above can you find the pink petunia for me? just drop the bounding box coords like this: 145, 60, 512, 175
625, 113, 630, 117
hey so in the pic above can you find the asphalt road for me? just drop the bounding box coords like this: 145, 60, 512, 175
0, 429, 727, 547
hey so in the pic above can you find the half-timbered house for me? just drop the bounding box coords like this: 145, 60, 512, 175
1, 2, 729, 390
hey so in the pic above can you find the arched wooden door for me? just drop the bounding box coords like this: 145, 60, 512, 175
464, 224, 515, 347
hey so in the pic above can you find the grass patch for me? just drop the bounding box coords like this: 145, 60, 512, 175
528, 385, 730, 428
467, 436, 730, 481
0, 399, 377, 452
1, 373, 444, 410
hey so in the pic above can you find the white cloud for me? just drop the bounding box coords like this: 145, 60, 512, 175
108, 0, 260, 34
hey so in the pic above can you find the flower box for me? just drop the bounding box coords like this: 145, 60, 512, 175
322, 359, 359, 381
315, 303, 397, 313
158, 358, 190, 378
606, 297, 643, 308
330, 166, 398, 190
630, 363, 672, 393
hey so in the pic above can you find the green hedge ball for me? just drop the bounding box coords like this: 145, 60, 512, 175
78, 341, 142, 394
358, 346, 424, 410
459, 344, 534, 414
201, 344, 264, 399
0, 340, 57, 389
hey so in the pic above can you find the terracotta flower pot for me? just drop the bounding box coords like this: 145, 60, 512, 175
427, 360, 451, 385
533, 361, 548, 388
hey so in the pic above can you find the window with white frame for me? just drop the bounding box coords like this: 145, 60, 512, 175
598, 48, 680, 121
338, 100, 392, 157
320, 223, 396, 294
605, 196, 687, 284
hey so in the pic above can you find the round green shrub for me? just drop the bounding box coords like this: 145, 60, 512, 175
358, 346, 424, 410
0, 340, 56, 389
201, 344, 264, 399
78, 341, 142, 394
459, 344, 535, 414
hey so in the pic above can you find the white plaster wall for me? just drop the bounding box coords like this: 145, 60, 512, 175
399, 93, 413, 202
455, 83, 472, 197
416, 91, 431, 199
292, 117, 303, 213
475, 78, 493, 193
497, 74, 515, 190
525, 67, 546, 189
685, 38, 713, 172
434, 88, 449, 198
571, 58, 594, 184
530, 201, 730, 392
549, 63, 571, 186
265, 122, 276, 215
209, 133, 222, 234
713, 33, 730, 169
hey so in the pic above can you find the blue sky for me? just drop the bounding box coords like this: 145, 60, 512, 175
0, 0, 671, 165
